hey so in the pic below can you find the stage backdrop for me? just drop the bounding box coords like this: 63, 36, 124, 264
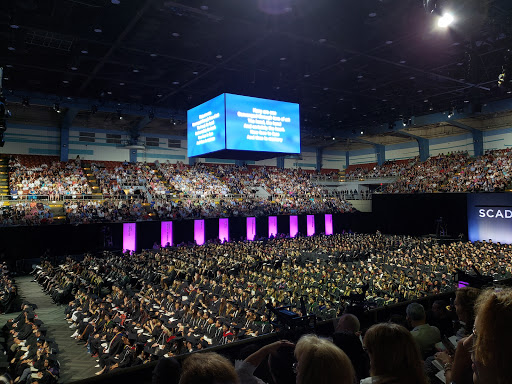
467, 193, 512, 244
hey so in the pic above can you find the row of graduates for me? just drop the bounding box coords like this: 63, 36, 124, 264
3, 304, 59, 384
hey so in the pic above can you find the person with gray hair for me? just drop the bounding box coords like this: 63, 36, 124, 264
406, 302, 441, 358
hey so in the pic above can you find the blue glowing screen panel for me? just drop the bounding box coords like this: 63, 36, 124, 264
225, 94, 300, 153
467, 193, 512, 244
187, 94, 226, 158
187, 93, 300, 158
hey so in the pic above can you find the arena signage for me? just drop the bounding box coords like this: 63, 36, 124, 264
467, 194, 512, 244
478, 209, 512, 219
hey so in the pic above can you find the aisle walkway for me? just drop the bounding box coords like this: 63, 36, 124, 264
11, 276, 98, 383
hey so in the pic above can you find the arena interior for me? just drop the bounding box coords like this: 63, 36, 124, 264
1, 1, 512, 384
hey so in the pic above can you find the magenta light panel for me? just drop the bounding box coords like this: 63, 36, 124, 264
123, 223, 136, 253
194, 219, 205, 246
219, 218, 229, 243
247, 217, 256, 241
307, 215, 315, 237
325, 214, 333, 235
268, 216, 277, 238
290, 215, 298, 238
161, 221, 173, 247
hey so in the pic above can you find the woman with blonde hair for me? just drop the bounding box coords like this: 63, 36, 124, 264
466, 288, 512, 384
294, 334, 354, 384
361, 323, 427, 384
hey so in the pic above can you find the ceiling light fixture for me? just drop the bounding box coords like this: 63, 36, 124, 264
93, 26, 103, 33
438, 13, 454, 28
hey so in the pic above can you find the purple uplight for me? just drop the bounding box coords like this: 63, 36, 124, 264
289, 215, 298, 238
268, 216, 277, 238
161, 221, 173, 247
194, 219, 205, 246
325, 214, 333, 235
123, 223, 136, 253
219, 218, 229, 243
247, 217, 256, 241
307, 215, 315, 237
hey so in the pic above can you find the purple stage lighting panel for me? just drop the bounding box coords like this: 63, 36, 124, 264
307, 215, 315, 237
161, 221, 173, 247
290, 215, 298, 238
247, 217, 256, 241
219, 218, 229, 243
325, 214, 333, 235
123, 223, 136, 253
268, 216, 277, 238
194, 219, 205, 246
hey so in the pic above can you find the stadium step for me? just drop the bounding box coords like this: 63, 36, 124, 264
0, 157, 9, 196
49, 203, 66, 223
82, 166, 102, 195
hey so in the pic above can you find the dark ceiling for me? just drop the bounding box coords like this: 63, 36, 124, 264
1, 0, 512, 150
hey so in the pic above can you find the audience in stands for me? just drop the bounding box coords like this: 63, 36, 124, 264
9, 156, 91, 199
0, 202, 53, 226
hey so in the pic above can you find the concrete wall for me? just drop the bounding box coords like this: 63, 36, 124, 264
348, 147, 377, 165
323, 149, 346, 170
2, 124, 60, 156
483, 127, 512, 151
429, 133, 474, 156
385, 141, 419, 161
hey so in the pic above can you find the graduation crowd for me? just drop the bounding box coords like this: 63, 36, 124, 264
3, 300, 60, 383
26, 233, 512, 379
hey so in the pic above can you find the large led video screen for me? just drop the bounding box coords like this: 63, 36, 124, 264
225, 94, 300, 153
187, 94, 226, 158
467, 193, 512, 244
187, 93, 300, 158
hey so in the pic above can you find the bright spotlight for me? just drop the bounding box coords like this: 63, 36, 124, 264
438, 13, 454, 28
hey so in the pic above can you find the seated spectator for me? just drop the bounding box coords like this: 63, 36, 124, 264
406, 302, 441, 358
235, 340, 295, 384
152, 357, 181, 384
179, 352, 239, 384
468, 288, 512, 384
332, 314, 369, 382
428, 300, 454, 338
294, 334, 354, 384
361, 323, 427, 384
